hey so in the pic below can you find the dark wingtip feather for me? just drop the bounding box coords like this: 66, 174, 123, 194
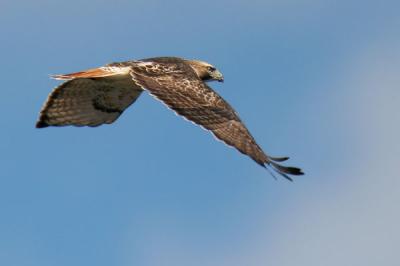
260, 163, 278, 180
270, 161, 304, 176
255, 157, 303, 181
278, 171, 294, 182
35, 120, 49, 128
269, 156, 289, 162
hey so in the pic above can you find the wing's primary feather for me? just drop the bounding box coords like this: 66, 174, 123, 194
122, 60, 303, 180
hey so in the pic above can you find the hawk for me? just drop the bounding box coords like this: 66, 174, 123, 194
36, 57, 303, 180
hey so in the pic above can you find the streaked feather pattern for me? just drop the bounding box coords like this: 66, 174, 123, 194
36, 57, 303, 180
36, 74, 142, 128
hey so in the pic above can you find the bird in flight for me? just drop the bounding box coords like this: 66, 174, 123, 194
36, 57, 303, 180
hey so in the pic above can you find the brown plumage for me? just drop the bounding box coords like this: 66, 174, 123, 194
36, 56, 303, 180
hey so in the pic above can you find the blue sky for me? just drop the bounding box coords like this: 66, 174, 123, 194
1, 1, 399, 265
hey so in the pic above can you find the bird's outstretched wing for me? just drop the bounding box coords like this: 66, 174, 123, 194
36, 67, 143, 128
123, 60, 303, 180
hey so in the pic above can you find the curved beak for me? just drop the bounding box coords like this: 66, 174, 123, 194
213, 70, 224, 82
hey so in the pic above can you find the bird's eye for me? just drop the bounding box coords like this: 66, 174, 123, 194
208, 66, 216, 72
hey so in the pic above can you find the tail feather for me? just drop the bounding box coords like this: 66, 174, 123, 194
51, 66, 131, 80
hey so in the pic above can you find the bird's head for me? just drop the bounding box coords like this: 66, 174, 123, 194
186, 60, 224, 82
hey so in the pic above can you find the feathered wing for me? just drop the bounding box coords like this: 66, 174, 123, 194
36, 69, 143, 128
125, 60, 303, 180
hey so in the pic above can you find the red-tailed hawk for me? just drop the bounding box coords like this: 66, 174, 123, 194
36, 57, 303, 180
